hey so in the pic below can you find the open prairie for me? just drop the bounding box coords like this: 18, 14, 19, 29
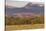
6, 24, 44, 31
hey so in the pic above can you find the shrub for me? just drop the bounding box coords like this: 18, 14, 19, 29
5, 16, 44, 25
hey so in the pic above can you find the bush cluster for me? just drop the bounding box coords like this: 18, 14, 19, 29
5, 16, 44, 25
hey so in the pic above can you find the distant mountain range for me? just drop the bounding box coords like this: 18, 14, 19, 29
5, 2, 44, 16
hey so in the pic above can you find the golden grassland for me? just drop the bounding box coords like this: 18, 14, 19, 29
5, 16, 44, 31
6, 24, 44, 30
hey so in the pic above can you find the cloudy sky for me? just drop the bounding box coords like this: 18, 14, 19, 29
6, 0, 44, 7
7, 0, 44, 2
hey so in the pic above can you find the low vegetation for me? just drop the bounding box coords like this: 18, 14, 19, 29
6, 24, 44, 30
5, 16, 44, 25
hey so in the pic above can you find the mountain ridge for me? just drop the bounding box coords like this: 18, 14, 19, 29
5, 2, 44, 16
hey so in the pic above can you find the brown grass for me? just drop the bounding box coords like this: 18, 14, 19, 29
6, 24, 44, 30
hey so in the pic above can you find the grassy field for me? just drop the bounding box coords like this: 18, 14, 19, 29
6, 24, 44, 31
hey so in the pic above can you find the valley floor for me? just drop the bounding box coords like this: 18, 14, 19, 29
6, 24, 44, 31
